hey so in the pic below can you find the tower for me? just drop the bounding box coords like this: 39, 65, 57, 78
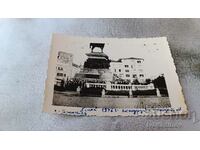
84, 43, 110, 69
75, 43, 112, 81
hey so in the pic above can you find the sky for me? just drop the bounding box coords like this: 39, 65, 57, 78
60, 36, 170, 79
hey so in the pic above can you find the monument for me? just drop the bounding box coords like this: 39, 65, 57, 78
75, 43, 112, 81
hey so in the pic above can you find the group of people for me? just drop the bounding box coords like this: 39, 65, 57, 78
110, 80, 130, 85
86, 79, 105, 84
60, 78, 107, 91
60, 78, 85, 91
58, 77, 153, 92
110, 79, 145, 85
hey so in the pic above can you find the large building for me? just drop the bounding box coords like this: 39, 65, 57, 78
55, 51, 80, 85
110, 57, 145, 83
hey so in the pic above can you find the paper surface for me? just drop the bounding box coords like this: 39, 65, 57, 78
43, 34, 188, 116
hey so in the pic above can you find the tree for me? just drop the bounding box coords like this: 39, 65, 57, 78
153, 75, 167, 88
133, 79, 139, 85
145, 78, 151, 84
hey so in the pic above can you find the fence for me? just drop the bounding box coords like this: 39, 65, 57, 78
85, 82, 155, 91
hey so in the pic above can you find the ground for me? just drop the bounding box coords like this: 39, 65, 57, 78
53, 91, 171, 108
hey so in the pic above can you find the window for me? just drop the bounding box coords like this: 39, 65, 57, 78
125, 69, 129, 72
114, 69, 116, 72
131, 65, 133, 68
57, 73, 63, 76
137, 60, 141, 63
125, 65, 129, 68
126, 74, 130, 77
139, 74, 144, 77
64, 74, 66, 77
132, 74, 137, 78
119, 69, 121, 72
58, 67, 63, 71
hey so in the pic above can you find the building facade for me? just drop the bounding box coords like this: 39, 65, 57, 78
55, 51, 80, 85
110, 57, 145, 83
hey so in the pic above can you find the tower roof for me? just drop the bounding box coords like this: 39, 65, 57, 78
90, 43, 105, 51
87, 43, 109, 59
86, 52, 109, 59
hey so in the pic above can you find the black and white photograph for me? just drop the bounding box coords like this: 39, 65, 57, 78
44, 34, 187, 116
53, 44, 170, 108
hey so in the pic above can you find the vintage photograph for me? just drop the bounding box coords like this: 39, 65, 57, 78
43, 35, 188, 116
53, 44, 170, 108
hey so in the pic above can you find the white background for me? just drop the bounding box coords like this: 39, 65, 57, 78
0, 0, 199, 149
1, 18, 199, 130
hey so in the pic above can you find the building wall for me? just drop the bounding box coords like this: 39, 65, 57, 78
72, 64, 81, 78
110, 58, 145, 82
55, 52, 73, 85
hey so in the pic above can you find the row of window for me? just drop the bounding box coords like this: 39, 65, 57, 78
125, 70, 129, 72
125, 74, 144, 78
125, 65, 136, 68
57, 67, 63, 71
115, 69, 121, 72
114, 69, 142, 73
114, 73, 144, 78
124, 61, 142, 68
114, 64, 139, 71
57, 73, 66, 77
